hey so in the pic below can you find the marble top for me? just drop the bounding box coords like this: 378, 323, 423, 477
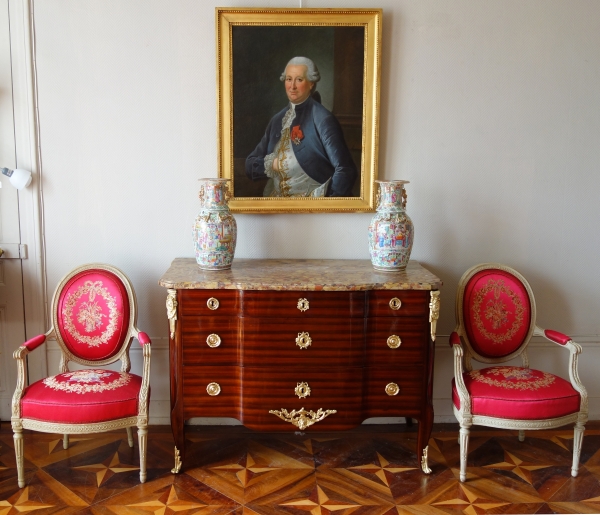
158, 258, 442, 291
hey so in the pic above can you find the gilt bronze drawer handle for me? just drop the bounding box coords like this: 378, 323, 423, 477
389, 297, 402, 310
206, 334, 221, 348
387, 335, 401, 349
295, 382, 311, 399
269, 407, 336, 430
296, 332, 312, 349
207, 297, 219, 310
297, 298, 309, 312
385, 382, 400, 396
206, 382, 221, 396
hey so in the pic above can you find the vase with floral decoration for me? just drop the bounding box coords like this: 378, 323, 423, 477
368, 180, 414, 271
193, 178, 237, 270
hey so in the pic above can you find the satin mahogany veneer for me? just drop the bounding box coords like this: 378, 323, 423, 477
160, 258, 442, 474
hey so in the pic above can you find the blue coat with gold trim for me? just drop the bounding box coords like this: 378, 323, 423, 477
245, 96, 357, 197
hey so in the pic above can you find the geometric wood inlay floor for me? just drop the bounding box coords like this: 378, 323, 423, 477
1, 421, 600, 514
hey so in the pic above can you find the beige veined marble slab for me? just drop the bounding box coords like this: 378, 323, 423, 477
159, 258, 442, 291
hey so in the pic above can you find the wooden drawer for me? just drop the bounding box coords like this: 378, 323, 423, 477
241, 367, 363, 431
182, 366, 241, 419
368, 290, 430, 317
363, 366, 424, 417
366, 317, 428, 366
242, 290, 365, 318
181, 316, 240, 365
180, 289, 241, 316
242, 317, 364, 366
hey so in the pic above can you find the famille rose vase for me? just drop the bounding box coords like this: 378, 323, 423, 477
193, 178, 237, 270
368, 180, 414, 271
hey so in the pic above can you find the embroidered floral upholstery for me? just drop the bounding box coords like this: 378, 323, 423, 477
12, 264, 152, 488
452, 366, 580, 420
21, 370, 145, 424
451, 263, 587, 483
463, 269, 531, 358
56, 270, 131, 361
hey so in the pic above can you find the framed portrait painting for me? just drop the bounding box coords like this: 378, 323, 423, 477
216, 8, 382, 213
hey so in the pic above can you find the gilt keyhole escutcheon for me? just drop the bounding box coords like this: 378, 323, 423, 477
295, 382, 311, 399
297, 298, 309, 312
296, 332, 312, 349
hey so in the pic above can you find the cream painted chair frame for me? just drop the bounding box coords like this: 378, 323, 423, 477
451, 263, 588, 482
11, 263, 151, 487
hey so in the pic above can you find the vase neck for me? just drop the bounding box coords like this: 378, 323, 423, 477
377, 182, 406, 212
199, 180, 230, 210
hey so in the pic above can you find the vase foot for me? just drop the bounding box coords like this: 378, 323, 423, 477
196, 264, 232, 271
372, 265, 408, 272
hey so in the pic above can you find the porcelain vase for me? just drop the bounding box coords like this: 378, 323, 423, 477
193, 178, 237, 270
368, 180, 414, 271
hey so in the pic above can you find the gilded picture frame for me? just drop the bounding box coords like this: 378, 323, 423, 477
216, 8, 382, 213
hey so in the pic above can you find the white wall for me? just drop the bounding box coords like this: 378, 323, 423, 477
32, 0, 600, 423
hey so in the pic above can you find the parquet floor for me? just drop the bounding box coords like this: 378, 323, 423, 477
1, 421, 600, 514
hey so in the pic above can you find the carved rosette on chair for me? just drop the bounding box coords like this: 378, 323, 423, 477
368, 180, 414, 271
193, 178, 237, 270
450, 263, 588, 482
11, 264, 152, 488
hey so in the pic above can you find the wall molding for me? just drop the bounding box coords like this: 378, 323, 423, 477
9, 0, 48, 383
44, 333, 600, 425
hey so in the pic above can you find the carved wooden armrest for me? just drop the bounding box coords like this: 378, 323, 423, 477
137, 331, 151, 346
450, 331, 471, 415
21, 334, 47, 353
136, 329, 152, 421
534, 327, 573, 346
534, 325, 587, 412
12, 335, 45, 420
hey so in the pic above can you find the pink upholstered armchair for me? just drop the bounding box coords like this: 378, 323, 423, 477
450, 263, 587, 482
11, 264, 151, 487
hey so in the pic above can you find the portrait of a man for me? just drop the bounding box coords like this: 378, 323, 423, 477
245, 56, 358, 197
230, 25, 366, 200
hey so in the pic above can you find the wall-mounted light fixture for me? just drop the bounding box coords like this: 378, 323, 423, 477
1, 167, 32, 190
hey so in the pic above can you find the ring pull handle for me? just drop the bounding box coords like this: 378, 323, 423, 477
206, 382, 221, 396
387, 335, 401, 349
206, 334, 221, 348
385, 383, 400, 396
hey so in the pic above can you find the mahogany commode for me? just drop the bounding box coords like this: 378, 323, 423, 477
159, 258, 442, 473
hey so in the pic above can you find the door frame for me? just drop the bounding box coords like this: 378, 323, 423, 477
9, 0, 47, 383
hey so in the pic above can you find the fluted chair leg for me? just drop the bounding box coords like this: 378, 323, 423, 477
459, 426, 470, 482
572, 421, 585, 477
126, 427, 134, 447
63, 434, 69, 449
138, 426, 148, 483
13, 428, 25, 488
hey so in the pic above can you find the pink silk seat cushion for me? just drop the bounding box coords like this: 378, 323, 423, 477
21, 369, 144, 424
452, 366, 580, 420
